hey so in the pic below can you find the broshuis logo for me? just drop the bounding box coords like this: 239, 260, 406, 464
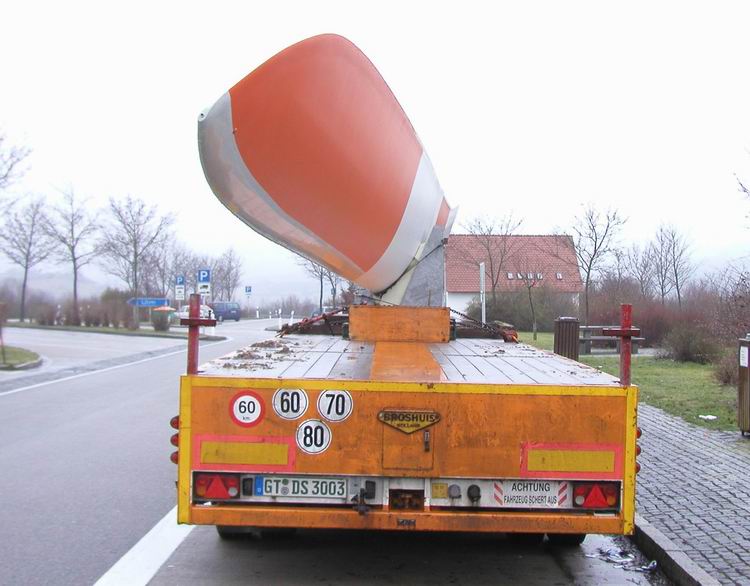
378, 410, 440, 434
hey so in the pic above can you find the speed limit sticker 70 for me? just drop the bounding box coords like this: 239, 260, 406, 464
317, 390, 353, 422
296, 419, 332, 454
229, 391, 265, 427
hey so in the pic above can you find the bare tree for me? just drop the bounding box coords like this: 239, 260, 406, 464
299, 259, 342, 312
99, 196, 174, 327
0, 199, 56, 321
651, 226, 675, 304
0, 131, 31, 193
514, 263, 542, 340
569, 205, 625, 325
300, 259, 326, 312
626, 244, 654, 298
42, 188, 99, 324
460, 214, 522, 305
663, 226, 693, 308
325, 269, 343, 307
214, 248, 243, 301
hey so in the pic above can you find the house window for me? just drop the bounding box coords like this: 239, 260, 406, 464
556, 272, 563, 280
507, 272, 514, 279
527, 272, 533, 280
517, 273, 524, 280
536, 273, 543, 280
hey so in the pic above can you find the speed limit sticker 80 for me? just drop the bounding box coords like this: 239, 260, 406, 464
296, 419, 332, 454
316, 390, 353, 422
229, 391, 264, 427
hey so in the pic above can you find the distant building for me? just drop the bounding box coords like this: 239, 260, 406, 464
445, 234, 583, 312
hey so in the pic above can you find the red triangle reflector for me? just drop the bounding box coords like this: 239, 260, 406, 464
204, 476, 230, 499
583, 484, 608, 508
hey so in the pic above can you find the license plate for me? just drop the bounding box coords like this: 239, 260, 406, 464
256, 476, 347, 498
496, 480, 571, 508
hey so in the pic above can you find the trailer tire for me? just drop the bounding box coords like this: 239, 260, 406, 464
259, 528, 297, 540
507, 532, 545, 546
216, 525, 254, 540
547, 533, 586, 547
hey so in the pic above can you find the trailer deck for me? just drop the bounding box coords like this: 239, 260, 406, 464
201, 335, 621, 387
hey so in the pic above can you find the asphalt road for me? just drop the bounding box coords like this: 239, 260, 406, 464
0, 320, 272, 585
0, 327, 185, 381
0, 321, 670, 585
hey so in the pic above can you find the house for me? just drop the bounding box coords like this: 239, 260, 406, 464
445, 234, 583, 312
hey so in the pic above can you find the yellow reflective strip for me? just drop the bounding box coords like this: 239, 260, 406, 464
177, 376, 193, 524
528, 449, 615, 473
200, 441, 289, 466
622, 385, 638, 533
192, 378, 628, 398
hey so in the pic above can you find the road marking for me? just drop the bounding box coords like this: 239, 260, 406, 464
0, 339, 231, 398
94, 506, 194, 586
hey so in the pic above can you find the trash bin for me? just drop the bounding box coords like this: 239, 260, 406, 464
739, 337, 750, 436
554, 317, 579, 361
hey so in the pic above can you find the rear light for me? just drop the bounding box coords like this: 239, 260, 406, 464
636, 445, 641, 456
636, 426, 642, 438
572, 482, 619, 509
170, 416, 180, 429
170, 433, 179, 447
170, 451, 179, 464
636, 462, 641, 474
194, 473, 241, 500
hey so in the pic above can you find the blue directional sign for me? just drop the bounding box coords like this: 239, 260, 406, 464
127, 297, 169, 307
244, 286, 252, 294
175, 275, 185, 286
197, 269, 211, 283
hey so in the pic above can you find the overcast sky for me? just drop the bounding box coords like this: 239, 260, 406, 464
2, 1, 750, 305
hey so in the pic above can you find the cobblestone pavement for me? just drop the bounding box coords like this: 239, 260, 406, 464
638, 403, 750, 585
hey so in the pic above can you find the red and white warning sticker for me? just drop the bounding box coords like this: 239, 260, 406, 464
229, 391, 265, 427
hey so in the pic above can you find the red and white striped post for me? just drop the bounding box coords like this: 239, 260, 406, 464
603, 304, 641, 387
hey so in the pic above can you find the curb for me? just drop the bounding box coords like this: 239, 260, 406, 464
0, 357, 43, 371
631, 514, 720, 586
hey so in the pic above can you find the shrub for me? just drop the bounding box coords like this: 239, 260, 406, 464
151, 311, 170, 332
35, 305, 56, 326
662, 324, 720, 364
713, 350, 738, 386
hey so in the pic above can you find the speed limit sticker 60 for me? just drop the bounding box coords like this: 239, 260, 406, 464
229, 391, 264, 427
296, 419, 332, 454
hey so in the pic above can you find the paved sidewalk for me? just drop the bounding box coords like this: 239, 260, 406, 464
637, 403, 750, 585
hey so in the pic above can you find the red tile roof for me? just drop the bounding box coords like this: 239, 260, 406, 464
446, 234, 583, 293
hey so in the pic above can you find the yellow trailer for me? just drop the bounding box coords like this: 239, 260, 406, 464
173, 306, 638, 543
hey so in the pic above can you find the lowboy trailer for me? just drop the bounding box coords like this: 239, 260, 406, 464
173, 305, 638, 543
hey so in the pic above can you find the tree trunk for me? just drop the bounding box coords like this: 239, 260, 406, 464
318, 273, 323, 313
527, 286, 537, 340
72, 259, 80, 326
583, 280, 590, 326
132, 257, 139, 330
20, 267, 29, 322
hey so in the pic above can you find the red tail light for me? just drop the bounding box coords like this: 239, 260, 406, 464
170, 451, 179, 464
636, 445, 641, 456
573, 482, 619, 509
170, 416, 180, 429
194, 474, 241, 499
170, 433, 179, 447
636, 462, 641, 474
636, 426, 642, 438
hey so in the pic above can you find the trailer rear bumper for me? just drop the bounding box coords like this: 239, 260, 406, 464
187, 505, 631, 535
